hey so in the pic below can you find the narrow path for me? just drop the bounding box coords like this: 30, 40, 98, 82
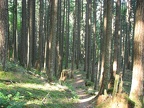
73, 72, 95, 108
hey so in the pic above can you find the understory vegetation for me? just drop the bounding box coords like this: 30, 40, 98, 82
0, 62, 136, 108
0, 62, 79, 108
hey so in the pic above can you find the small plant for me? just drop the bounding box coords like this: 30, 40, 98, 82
0, 92, 25, 108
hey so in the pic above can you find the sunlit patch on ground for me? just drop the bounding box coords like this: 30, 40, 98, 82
0, 71, 78, 108
79, 95, 95, 103
14, 83, 69, 91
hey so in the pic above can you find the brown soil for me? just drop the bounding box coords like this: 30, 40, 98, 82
73, 73, 95, 108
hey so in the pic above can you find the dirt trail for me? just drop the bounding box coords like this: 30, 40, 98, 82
73, 73, 95, 108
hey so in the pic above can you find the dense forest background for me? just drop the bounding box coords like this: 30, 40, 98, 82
0, 0, 143, 108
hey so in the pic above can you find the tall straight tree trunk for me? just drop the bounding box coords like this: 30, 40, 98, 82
65, 0, 70, 69
47, 0, 58, 82
92, 0, 97, 83
85, 2, 89, 79
27, 0, 35, 68
71, 2, 76, 78
38, 0, 44, 71
113, 0, 121, 75
85, 0, 92, 79
99, 0, 107, 87
31, 0, 36, 67
97, 3, 103, 88
43, 0, 48, 71
12, 0, 18, 61
130, 0, 144, 107
61, 0, 65, 69
57, 0, 62, 75
99, 0, 112, 95
109, 0, 121, 88
0, 0, 8, 70
20, 0, 27, 67
46, 3, 51, 72
75, 0, 81, 69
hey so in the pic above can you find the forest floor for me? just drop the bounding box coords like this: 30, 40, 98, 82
0, 62, 97, 108
0, 62, 134, 108
73, 70, 95, 108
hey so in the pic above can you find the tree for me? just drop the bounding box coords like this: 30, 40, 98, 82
65, 0, 70, 69
71, 0, 76, 78
46, 0, 58, 82
99, 0, 107, 87
75, 0, 81, 69
57, 0, 63, 74
0, 0, 8, 70
129, 0, 144, 107
109, 0, 121, 89
85, 0, 92, 79
38, 0, 44, 71
113, 0, 121, 76
92, 0, 97, 83
27, 0, 35, 68
99, 0, 113, 95
12, 0, 18, 61
20, 0, 27, 67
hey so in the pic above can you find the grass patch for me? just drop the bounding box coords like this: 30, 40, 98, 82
0, 69, 78, 108
0, 71, 43, 84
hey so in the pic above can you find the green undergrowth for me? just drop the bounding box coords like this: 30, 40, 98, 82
0, 64, 78, 108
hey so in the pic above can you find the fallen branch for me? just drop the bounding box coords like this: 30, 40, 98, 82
0, 79, 17, 84
42, 93, 51, 105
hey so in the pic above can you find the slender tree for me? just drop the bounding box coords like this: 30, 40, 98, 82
99, 0, 113, 95
47, 0, 58, 82
71, 0, 76, 78
20, 0, 27, 67
109, 0, 121, 88
27, 0, 35, 68
12, 0, 18, 61
75, 0, 81, 69
92, 0, 97, 83
99, 0, 107, 87
85, 0, 92, 79
38, 0, 44, 71
57, 0, 63, 75
65, 0, 70, 69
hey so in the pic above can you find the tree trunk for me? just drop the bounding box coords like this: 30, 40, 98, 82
47, 0, 58, 82
109, 0, 121, 89
76, 0, 81, 69
27, 0, 35, 68
12, 0, 18, 61
99, 0, 112, 95
38, 0, 44, 71
130, 0, 144, 107
65, 0, 70, 69
20, 0, 27, 67
0, 0, 8, 70
99, 0, 107, 87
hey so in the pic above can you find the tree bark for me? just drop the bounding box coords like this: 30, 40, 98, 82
99, 0, 112, 95
0, 0, 8, 70
130, 0, 144, 107
47, 0, 58, 82
20, 0, 27, 67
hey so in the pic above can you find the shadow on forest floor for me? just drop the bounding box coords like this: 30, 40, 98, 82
0, 70, 79, 108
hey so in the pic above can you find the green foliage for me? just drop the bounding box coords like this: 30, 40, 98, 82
85, 79, 94, 86
4, 61, 26, 73
0, 69, 78, 108
0, 91, 25, 108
